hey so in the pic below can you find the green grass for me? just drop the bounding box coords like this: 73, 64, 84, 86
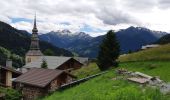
43, 66, 169, 100
119, 44, 170, 62
71, 63, 100, 79
120, 61, 170, 82
43, 60, 170, 100
43, 44, 170, 100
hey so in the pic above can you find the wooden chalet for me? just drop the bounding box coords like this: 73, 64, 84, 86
74, 57, 89, 66
14, 68, 76, 100
0, 60, 22, 88
22, 56, 83, 73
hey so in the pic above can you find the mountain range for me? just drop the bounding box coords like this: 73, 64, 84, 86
40, 26, 168, 58
0, 20, 167, 59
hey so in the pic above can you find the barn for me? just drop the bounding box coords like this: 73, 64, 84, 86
14, 68, 76, 100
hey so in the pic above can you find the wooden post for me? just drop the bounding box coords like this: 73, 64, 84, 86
6, 71, 12, 87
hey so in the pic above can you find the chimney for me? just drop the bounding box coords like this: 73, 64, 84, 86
6, 59, 12, 68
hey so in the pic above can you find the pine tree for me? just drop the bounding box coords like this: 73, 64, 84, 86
97, 30, 120, 71
41, 58, 48, 69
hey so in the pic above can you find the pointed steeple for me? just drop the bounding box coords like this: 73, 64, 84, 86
34, 13, 37, 28
28, 14, 42, 51
32, 13, 38, 33
25, 14, 43, 64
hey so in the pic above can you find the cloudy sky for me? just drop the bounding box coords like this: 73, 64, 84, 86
1, 0, 170, 37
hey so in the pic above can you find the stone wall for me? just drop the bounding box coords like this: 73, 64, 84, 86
17, 84, 46, 100
49, 73, 75, 92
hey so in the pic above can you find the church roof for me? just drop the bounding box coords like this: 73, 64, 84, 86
14, 68, 75, 88
23, 56, 73, 69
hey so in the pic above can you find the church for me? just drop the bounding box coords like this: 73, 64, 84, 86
22, 15, 83, 73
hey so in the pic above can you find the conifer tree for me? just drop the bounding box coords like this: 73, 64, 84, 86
97, 30, 120, 71
41, 58, 48, 69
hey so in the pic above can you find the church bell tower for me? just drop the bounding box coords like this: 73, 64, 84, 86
25, 14, 43, 64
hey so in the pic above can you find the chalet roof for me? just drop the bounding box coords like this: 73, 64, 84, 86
0, 66, 22, 75
14, 68, 75, 88
74, 57, 88, 64
23, 56, 73, 69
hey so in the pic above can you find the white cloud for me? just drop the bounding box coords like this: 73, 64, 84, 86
11, 21, 32, 32
0, 0, 170, 36
0, 15, 11, 23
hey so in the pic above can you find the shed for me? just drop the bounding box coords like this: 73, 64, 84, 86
14, 68, 76, 100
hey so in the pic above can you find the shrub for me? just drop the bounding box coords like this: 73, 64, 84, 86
0, 87, 22, 100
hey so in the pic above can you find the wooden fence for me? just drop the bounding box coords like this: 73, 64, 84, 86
58, 71, 108, 90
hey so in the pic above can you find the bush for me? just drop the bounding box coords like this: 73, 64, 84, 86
0, 87, 22, 100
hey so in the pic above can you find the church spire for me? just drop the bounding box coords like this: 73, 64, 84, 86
25, 14, 43, 64
32, 13, 38, 33
34, 13, 36, 28
29, 14, 41, 50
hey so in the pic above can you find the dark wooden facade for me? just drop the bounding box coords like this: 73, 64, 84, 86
57, 58, 83, 71
0, 69, 6, 87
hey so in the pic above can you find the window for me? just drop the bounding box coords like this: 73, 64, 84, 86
27, 58, 31, 63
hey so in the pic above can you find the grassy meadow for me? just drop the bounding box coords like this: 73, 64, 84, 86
119, 44, 170, 62
43, 61, 170, 100
120, 61, 170, 82
43, 44, 170, 100
71, 63, 100, 79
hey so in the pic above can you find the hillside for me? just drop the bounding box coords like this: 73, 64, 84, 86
118, 44, 170, 62
0, 21, 73, 57
40, 26, 167, 58
43, 42, 170, 100
43, 61, 170, 100
71, 63, 100, 79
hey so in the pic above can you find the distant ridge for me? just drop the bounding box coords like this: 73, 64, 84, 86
156, 34, 170, 44
40, 26, 167, 58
